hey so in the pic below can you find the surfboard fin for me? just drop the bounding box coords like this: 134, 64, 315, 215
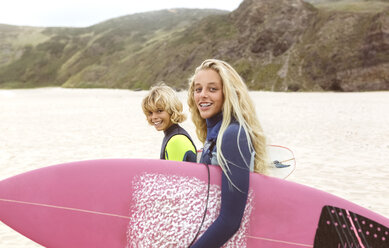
273, 160, 291, 168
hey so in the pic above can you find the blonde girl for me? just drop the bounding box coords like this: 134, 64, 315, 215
187, 59, 268, 247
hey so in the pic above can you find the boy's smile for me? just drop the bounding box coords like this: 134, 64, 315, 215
147, 110, 173, 131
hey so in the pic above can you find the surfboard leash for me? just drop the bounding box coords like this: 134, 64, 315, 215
187, 163, 210, 247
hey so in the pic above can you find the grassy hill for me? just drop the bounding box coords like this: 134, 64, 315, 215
0, 0, 388, 91
0, 9, 227, 89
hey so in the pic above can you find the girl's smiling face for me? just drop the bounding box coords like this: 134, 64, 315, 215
194, 69, 224, 119
147, 109, 173, 131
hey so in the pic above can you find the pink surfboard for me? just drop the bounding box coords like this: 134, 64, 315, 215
0, 159, 388, 247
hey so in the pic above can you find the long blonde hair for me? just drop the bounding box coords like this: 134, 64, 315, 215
188, 59, 268, 175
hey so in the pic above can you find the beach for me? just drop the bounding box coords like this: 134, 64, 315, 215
0, 88, 388, 247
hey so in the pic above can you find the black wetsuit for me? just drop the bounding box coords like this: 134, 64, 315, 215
192, 112, 252, 247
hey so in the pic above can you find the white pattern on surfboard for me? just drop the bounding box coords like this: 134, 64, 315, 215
127, 173, 254, 248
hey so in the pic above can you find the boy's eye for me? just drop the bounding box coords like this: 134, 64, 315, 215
157, 109, 163, 113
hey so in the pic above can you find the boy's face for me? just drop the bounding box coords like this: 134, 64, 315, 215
147, 109, 173, 131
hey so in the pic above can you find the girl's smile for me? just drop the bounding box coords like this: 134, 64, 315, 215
194, 69, 224, 119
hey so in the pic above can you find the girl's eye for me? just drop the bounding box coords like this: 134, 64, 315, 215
157, 109, 163, 113
210, 87, 217, 92
195, 88, 202, 93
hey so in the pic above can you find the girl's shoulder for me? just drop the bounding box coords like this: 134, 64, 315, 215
223, 122, 248, 140
224, 121, 243, 133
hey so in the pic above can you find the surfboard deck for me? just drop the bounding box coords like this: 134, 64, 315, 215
0, 159, 388, 247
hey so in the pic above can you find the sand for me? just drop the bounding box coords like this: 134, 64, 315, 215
0, 88, 388, 247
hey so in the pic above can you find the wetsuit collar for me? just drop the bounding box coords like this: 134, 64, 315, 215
164, 123, 179, 136
206, 112, 223, 141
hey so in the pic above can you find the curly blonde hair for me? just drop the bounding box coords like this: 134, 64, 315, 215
142, 83, 186, 125
188, 59, 268, 174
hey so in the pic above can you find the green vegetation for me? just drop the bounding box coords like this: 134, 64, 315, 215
306, 0, 389, 4
0, 9, 227, 89
314, 1, 389, 12
0, 2, 388, 91
253, 63, 283, 91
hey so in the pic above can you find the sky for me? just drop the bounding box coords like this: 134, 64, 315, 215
0, 0, 243, 27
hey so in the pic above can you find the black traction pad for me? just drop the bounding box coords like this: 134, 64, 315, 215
314, 205, 389, 248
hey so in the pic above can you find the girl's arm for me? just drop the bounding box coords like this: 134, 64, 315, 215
191, 124, 251, 247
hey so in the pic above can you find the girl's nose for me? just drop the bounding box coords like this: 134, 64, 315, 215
199, 89, 208, 98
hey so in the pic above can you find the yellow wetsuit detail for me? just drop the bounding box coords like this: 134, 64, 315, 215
165, 134, 196, 161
